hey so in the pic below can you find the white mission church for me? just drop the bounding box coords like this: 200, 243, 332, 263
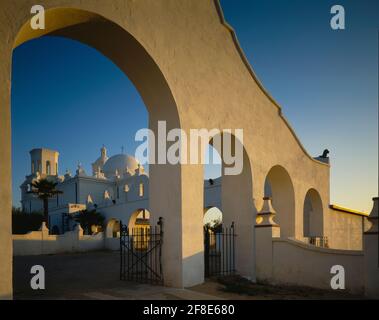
20, 147, 221, 235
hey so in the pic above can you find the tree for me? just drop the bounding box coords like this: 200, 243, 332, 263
74, 209, 105, 235
28, 178, 62, 228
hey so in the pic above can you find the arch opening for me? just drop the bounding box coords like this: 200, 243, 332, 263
264, 165, 295, 238
203, 206, 223, 229
202, 132, 255, 278
105, 219, 120, 238
303, 188, 323, 238
9, 7, 190, 286
126, 209, 151, 251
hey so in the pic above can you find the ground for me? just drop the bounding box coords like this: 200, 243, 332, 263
13, 251, 365, 300
191, 276, 365, 300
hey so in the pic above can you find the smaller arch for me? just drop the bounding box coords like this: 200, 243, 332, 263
203, 206, 223, 228
303, 188, 323, 237
264, 165, 295, 237
105, 219, 120, 238
128, 208, 150, 230
128, 209, 151, 251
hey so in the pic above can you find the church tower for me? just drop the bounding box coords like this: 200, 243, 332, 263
30, 148, 59, 176
91, 145, 108, 175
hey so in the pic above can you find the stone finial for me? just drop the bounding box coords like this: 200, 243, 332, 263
39, 221, 49, 232
76, 163, 86, 177
87, 194, 93, 205
365, 197, 378, 234
256, 197, 279, 227
104, 190, 111, 200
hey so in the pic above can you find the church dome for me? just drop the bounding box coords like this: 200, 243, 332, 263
102, 154, 141, 178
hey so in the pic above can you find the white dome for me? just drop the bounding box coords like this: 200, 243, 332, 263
102, 154, 140, 178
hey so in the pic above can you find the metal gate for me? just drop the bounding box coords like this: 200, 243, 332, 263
204, 222, 236, 277
120, 217, 163, 285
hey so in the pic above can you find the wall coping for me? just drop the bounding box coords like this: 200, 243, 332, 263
329, 204, 368, 217
273, 237, 364, 256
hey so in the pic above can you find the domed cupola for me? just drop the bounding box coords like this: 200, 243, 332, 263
102, 153, 141, 178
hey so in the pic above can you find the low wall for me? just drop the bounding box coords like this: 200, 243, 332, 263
13, 224, 105, 256
271, 238, 364, 294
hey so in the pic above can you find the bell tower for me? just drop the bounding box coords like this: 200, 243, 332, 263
30, 148, 59, 176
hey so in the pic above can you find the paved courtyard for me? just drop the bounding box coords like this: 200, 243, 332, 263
13, 251, 220, 300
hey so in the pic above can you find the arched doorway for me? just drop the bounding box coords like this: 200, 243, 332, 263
264, 165, 295, 238
105, 219, 120, 239
303, 188, 323, 238
128, 209, 151, 251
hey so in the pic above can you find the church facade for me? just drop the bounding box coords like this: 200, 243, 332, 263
20, 147, 221, 235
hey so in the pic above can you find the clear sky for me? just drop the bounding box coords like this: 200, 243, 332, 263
11, 0, 378, 213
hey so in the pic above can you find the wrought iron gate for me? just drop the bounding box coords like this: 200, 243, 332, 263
204, 222, 236, 277
120, 217, 163, 285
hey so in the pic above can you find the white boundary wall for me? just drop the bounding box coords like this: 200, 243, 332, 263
271, 238, 364, 294
13, 223, 105, 256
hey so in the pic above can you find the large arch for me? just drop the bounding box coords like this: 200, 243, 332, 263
303, 188, 323, 238
264, 165, 295, 238
203, 131, 256, 279
5, 7, 198, 291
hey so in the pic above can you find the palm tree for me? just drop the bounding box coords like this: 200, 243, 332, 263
28, 178, 63, 228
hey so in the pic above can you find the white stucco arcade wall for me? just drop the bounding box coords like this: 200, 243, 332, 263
0, 1, 378, 299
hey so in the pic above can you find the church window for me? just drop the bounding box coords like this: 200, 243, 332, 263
139, 183, 144, 197
46, 161, 51, 175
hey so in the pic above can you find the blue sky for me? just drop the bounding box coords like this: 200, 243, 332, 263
11, 0, 378, 212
